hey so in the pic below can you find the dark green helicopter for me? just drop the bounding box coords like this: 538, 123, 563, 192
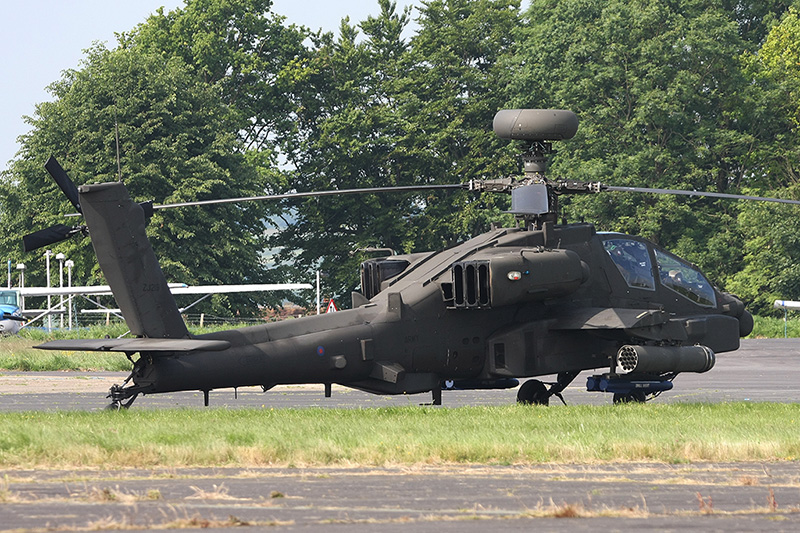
27, 109, 780, 409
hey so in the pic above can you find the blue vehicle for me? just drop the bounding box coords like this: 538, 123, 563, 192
0, 290, 25, 335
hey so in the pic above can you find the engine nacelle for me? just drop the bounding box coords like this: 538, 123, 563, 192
615, 345, 715, 375
361, 258, 410, 299
447, 249, 587, 309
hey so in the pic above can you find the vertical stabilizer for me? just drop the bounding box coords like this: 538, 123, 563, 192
79, 182, 190, 339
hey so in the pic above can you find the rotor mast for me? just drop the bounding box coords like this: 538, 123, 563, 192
514, 138, 558, 228
473, 109, 596, 230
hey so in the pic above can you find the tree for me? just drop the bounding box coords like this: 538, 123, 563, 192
269, 1, 419, 300
759, 6, 800, 130
727, 187, 800, 314
721, 0, 795, 45
397, 0, 522, 251
0, 44, 277, 315
0, 0, 319, 315
725, 6, 800, 313
269, 0, 524, 302
130, 0, 309, 155
506, 0, 789, 286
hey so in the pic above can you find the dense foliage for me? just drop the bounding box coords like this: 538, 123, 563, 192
0, 0, 798, 316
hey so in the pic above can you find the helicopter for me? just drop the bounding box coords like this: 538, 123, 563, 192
25, 109, 773, 408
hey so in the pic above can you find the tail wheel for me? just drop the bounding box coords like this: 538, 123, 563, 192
517, 379, 549, 406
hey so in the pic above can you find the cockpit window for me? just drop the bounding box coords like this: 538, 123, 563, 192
603, 238, 655, 290
654, 249, 716, 307
0, 291, 18, 307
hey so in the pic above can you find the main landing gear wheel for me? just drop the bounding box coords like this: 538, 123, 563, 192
613, 390, 647, 404
516, 372, 580, 406
517, 379, 549, 406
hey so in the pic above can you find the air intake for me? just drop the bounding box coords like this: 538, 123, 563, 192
452, 261, 490, 308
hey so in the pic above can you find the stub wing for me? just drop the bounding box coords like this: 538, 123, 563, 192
35, 338, 230, 353
551, 307, 668, 330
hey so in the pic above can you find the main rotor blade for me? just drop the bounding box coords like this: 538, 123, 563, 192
606, 185, 800, 206
45, 157, 81, 213
153, 184, 467, 210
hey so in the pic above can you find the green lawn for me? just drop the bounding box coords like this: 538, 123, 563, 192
0, 403, 797, 468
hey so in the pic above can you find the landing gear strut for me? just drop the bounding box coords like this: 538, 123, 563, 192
516, 371, 580, 406
105, 360, 148, 410
106, 384, 139, 410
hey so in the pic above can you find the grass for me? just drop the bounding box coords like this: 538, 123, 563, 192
751, 313, 800, 338
0, 403, 798, 468
0, 337, 131, 371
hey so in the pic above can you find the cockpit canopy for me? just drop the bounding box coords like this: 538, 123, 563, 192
602, 236, 716, 308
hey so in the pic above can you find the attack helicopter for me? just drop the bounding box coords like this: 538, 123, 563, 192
25, 109, 771, 408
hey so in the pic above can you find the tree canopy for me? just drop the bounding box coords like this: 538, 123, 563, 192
1, 0, 799, 317
0, 11, 302, 315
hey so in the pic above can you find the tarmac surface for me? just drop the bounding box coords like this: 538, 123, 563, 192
2, 463, 800, 532
1, 338, 800, 532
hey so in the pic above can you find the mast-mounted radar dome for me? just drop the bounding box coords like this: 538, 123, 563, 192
493, 109, 579, 141
490, 109, 580, 227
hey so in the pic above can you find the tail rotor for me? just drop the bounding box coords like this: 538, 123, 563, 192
22, 158, 87, 252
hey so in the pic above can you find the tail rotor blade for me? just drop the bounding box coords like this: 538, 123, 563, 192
45, 156, 81, 213
22, 224, 82, 253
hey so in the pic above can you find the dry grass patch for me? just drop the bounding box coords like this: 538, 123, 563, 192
185, 483, 245, 501
522, 498, 650, 519
739, 475, 761, 486
0, 475, 26, 503
83, 486, 162, 503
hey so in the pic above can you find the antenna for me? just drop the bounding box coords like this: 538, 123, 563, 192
113, 107, 122, 183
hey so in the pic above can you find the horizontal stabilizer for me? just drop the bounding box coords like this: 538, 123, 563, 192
35, 338, 231, 353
